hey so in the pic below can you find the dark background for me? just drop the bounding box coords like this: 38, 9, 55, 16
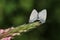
0, 0, 60, 40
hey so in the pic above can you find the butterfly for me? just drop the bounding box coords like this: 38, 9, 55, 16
29, 9, 47, 24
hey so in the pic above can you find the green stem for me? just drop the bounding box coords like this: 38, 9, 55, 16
1, 21, 41, 39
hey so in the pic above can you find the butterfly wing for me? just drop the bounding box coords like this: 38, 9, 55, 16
29, 9, 38, 23
38, 9, 47, 23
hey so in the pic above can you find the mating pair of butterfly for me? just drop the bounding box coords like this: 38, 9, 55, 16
29, 9, 47, 24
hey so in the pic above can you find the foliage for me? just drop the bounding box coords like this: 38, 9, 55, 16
0, 0, 60, 40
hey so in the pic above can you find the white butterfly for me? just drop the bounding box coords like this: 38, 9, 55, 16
29, 9, 47, 24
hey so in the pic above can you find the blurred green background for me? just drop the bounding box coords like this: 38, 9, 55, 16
0, 0, 60, 40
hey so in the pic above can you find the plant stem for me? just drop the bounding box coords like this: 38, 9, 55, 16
0, 21, 41, 39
